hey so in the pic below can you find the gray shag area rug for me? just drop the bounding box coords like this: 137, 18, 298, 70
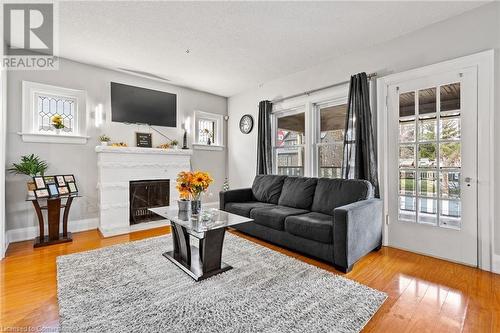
57, 233, 386, 333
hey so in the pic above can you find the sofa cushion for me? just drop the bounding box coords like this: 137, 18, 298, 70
252, 175, 287, 204
225, 201, 275, 218
285, 212, 334, 244
250, 205, 309, 231
311, 178, 374, 215
278, 177, 317, 209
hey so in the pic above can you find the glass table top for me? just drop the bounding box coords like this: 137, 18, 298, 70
149, 205, 253, 238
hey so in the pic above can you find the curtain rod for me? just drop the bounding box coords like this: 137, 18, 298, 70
269, 72, 377, 104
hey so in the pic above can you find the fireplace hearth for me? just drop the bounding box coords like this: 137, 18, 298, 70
129, 179, 170, 225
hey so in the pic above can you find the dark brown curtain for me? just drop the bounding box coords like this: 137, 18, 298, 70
342, 73, 379, 197
257, 100, 273, 175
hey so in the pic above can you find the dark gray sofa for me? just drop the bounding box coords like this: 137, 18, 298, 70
219, 175, 383, 273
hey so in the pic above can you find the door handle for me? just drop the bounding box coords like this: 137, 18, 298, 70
464, 177, 472, 187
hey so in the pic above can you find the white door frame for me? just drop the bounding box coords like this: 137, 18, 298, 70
377, 50, 495, 272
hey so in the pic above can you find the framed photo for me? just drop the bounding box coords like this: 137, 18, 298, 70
67, 182, 78, 193
44, 176, 56, 185
33, 176, 46, 189
35, 189, 50, 198
58, 186, 69, 195
56, 176, 66, 187
136, 132, 152, 148
64, 175, 75, 182
48, 183, 59, 197
27, 182, 37, 197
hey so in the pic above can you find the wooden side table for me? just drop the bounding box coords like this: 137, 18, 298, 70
27, 194, 80, 248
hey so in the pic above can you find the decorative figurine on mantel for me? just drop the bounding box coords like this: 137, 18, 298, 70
99, 134, 111, 146
182, 127, 188, 149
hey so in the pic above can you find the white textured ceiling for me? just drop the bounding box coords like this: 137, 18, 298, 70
58, 1, 488, 97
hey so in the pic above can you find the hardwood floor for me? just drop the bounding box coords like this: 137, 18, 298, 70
1, 227, 499, 332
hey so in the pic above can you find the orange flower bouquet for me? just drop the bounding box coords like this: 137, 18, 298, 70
176, 170, 213, 213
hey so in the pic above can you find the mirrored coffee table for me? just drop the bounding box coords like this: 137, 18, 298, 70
149, 206, 253, 281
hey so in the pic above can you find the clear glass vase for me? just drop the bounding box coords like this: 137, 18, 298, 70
191, 199, 201, 215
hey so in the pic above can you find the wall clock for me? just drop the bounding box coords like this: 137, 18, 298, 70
239, 114, 254, 134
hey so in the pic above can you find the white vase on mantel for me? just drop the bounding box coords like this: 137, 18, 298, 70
100, 141, 108, 146
55, 128, 61, 135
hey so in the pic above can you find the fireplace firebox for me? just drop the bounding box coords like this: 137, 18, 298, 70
129, 179, 170, 225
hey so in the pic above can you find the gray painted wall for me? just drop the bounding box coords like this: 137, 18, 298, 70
1, 71, 6, 256
6, 58, 227, 232
227, 3, 500, 251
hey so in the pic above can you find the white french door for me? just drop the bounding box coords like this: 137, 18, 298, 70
387, 68, 478, 266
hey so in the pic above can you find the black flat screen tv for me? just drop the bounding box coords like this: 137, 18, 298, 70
111, 82, 177, 127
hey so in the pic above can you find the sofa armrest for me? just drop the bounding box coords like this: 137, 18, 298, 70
219, 188, 253, 210
333, 199, 383, 270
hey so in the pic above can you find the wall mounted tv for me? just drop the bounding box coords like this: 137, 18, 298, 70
111, 82, 177, 127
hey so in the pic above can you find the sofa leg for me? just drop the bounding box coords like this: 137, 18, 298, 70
333, 263, 354, 273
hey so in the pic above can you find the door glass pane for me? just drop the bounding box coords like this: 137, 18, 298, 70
276, 147, 304, 176
440, 200, 461, 229
418, 117, 437, 141
318, 144, 343, 178
399, 196, 416, 222
397, 81, 463, 229
440, 115, 460, 140
439, 171, 460, 199
418, 143, 437, 168
439, 142, 461, 168
418, 198, 437, 225
399, 91, 415, 117
419, 87, 436, 114
399, 120, 415, 142
276, 112, 305, 147
440, 83, 460, 112
399, 144, 415, 168
418, 171, 437, 198
400, 170, 415, 196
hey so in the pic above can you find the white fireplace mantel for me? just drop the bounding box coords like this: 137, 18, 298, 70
95, 145, 193, 155
95, 146, 192, 237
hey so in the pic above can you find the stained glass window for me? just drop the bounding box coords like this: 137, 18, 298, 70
36, 94, 76, 133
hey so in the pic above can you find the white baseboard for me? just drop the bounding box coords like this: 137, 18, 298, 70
6, 217, 99, 245
492, 254, 500, 274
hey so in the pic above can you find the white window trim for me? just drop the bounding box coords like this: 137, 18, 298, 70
377, 50, 495, 272
272, 84, 349, 177
19, 81, 89, 144
193, 110, 224, 151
